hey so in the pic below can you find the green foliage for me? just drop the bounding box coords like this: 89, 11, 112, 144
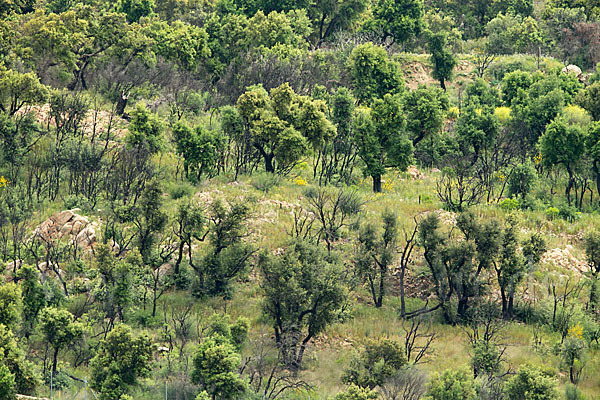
486, 13, 542, 55
355, 209, 398, 307
0, 283, 20, 329
504, 364, 559, 400
508, 161, 537, 199
334, 384, 379, 400
173, 122, 226, 181
39, 306, 84, 374
470, 341, 500, 377
0, 364, 15, 400
119, 0, 155, 22
126, 103, 164, 154
0, 324, 37, 395
259, 239, 347, 370
499, 197, 519, 211
577, 82, 600, 121
424, 367, 476, 400
428, 31, 456, 91
342, 339, 407, 389
369, 0, 424, 45
251, 172, 282, 193
90, 324, 154, 400
236, 83, 329, 173
501, 70, 532, 107
191, 335, 247, 400
16, 265, 45, 337
565, 384, 586, 400
560, 336, 586, 384
0, 68, 48, 116
194, 200, 253, 298
348, 43, 404, 103
539, 118, 584, 205
354, 94, 413, 192
403, 85, 448, 146
134, 179, 167, 264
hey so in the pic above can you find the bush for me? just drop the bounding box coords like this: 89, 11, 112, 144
499, 197, 519, 211
63, 194, 91, 211
505, 364, 558, 400
424, 367, 476, 400
545, 207, 559, 220
168, 182, 195, 199
508, 162, 537, 199
565, 384, 585, 400
251, 172, 282, 193
558, 203, 581, 222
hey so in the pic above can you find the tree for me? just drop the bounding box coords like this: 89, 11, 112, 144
423, 368, 476, 400
308, 0, 368, 46
133, 179, 167, 265
428, 32, 456, 91
90, 324, 154, 400
486, 13, 543, 56
504, 364, 559, 400
191, 335, 247, 400
194, 199, 254, 298
335, 384, 379, 400
403, 85, 448, 146
508, 161, 538, 199
584, 230, 600, 310
119, 0, 155, 22
0, 68, 48, 116
0, 364, 15, 400
539, 118, 585, 206
0, 283, 21, 329
355, 210, 398, 307
172, 122, 226, 181
126, 103, 164, 155
354, 94, 413, 192
0, 324, 37, 395
39, 307, 84, 377
577, 82, 600, 121
348, 43, 404, 104
369, 0, 424, 45
303, 186, 363, 252
416, 212, 502, 322
501, 70, 533, 107
16, 264, 46, 338
585, 122, 600, 199
172, 199, 205, 277
236, 84, 317, 173
496, 219, 545, 319
342, 339, 407, 389
259, 239, 347, 371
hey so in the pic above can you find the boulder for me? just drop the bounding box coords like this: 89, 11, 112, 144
562, 64, 582, 78
54, 210, 74, 226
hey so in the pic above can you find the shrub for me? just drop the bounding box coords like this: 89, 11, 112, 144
63, 194, 91, 211
508, 162, 537, 199
168, 182, 194, 199
545, 207, 559, 220
505, 364, 558, 400
251, 172, 282, 193
424, 367, 476, 400
499, 197, 519, 211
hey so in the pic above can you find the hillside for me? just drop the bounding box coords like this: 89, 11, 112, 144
2, 0, 600, 399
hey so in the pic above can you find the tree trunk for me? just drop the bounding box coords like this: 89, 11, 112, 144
264, 153, 275, 173
399, 266, 406, 318
440, 78, 446, 91
372, 174, 381, 193
116, 91, 129, 116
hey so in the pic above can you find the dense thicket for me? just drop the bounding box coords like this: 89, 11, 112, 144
1, 0, 600, 398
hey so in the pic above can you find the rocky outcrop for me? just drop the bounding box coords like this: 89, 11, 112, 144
31, 209, 113, 253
